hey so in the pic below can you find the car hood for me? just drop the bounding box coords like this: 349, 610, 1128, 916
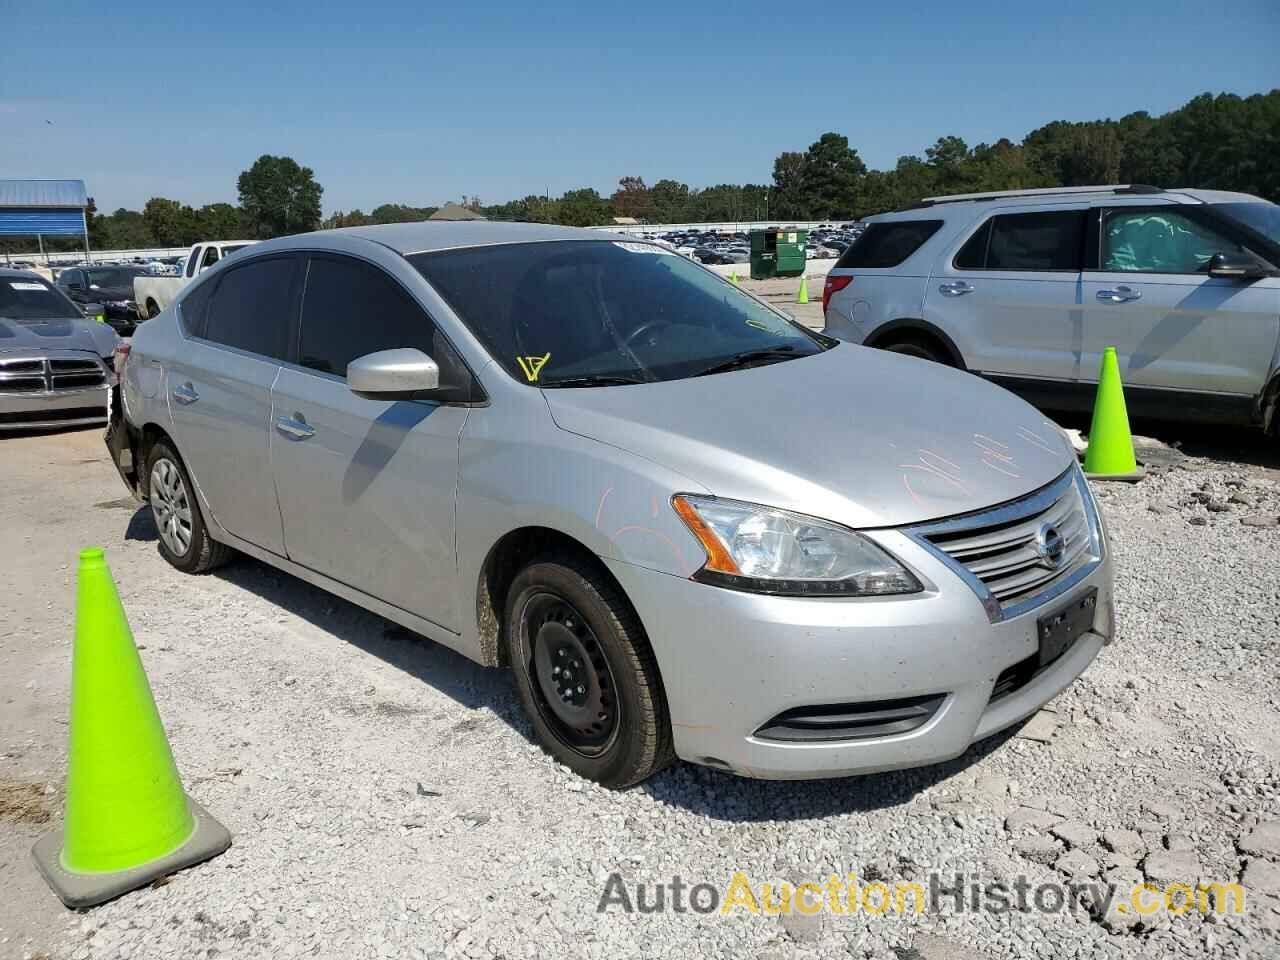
543, 344, 1075, 529
0, 316, 118, 356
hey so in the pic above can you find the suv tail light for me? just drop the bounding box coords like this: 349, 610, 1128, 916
112, 342, 131, 382
823, 275, 853, 313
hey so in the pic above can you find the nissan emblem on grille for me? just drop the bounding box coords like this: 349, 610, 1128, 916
1035, 523, 1066, 569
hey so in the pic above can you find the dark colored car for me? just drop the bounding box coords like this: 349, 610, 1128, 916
56, 266, 147, 335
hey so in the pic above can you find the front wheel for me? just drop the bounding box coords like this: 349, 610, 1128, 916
506, 555, 673, 788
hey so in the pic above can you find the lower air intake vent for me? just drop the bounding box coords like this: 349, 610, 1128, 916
755, 694, 945, 743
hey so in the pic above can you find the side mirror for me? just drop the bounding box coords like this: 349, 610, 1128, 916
347, 348, 439, 397
1208, 251, 1269, 281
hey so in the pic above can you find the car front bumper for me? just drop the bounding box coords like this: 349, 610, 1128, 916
603, 527, 1113, 780
0, 384, 109, 430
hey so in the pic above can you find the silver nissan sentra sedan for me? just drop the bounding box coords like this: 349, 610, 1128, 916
107, 222, 1114, 787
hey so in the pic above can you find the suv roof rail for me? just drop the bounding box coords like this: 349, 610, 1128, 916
907, 184, 1164, 208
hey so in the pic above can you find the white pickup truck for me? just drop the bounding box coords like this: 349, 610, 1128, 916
132, 240, 256, 319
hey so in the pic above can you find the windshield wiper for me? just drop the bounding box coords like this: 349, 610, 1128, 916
539, 374, 649, 388
693, 346, 799, 377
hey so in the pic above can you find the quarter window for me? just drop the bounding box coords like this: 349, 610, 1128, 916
956, 211, 1085, 271
202, 256, 297, 360
835, 220, 942, 269
1101, 208, 1247, 274
298, 255, 472, 401
201, 246, 221, 270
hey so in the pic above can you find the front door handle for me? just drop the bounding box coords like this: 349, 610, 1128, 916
1096, 285, 1142, 303
276, 414, 315, 440
171, 382, 199, 405
939, 280, 974, 297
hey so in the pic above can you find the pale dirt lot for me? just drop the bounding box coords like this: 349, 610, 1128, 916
1, 418, 1279, 960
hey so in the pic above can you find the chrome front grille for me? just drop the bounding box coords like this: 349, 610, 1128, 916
908, 468, 1101, 622
0, 355, 107, 394
49, 357, 107, 390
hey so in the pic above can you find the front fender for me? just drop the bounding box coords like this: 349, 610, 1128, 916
454, 399, 710, 657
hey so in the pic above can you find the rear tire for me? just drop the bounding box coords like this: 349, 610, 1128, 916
506, 554, 673, 788
145, 299, 161, 320
145, 440, 233, 574
880, 335, 952, 366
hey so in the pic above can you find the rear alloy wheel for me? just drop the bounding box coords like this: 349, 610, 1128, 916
507, 555, 673, 788
145, 440, 233, 574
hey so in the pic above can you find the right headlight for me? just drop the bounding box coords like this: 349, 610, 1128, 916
671, 494, 923, 597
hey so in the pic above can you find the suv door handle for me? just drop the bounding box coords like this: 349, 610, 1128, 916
276, 414, 315, 440
1096, 285, 1142, 303
939, 280, 974, 297
171, 382, 199, 405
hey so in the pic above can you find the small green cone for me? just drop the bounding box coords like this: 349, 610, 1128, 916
796, 275, 809, 304
1083, 347, 1143, 481
729, 269, 738, 284
32, 548, 230, 908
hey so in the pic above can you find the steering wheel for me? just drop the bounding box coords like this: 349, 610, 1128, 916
623, 320, 674, 348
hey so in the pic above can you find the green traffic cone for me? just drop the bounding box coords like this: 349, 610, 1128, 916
796, 275, 809, 304
1083, 347, 1144, 481
729, 269, 738, 284
32, 548, 230, 908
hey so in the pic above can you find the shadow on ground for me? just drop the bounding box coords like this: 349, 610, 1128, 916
1055, 411, 1280, 472
212, 553, 511, 717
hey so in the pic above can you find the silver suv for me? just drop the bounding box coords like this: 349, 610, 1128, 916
108, 222, 1114, 787
822, 186, 1280, 432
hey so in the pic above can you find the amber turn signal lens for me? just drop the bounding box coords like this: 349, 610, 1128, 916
671, 495, 741, 575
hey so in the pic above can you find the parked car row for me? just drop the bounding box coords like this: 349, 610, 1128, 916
106, 220, 1113, 789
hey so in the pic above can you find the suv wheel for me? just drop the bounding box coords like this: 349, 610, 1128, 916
881, 335, 951, 366
506, 554, 673, 788
145, 440, 233, 574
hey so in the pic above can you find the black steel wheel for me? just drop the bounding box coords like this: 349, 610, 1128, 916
506, 554, 673, 788
523, 592, 618, 756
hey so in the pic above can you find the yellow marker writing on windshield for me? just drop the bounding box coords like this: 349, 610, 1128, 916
517, 353, 551, 382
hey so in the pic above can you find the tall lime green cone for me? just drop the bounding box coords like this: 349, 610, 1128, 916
1083, 347, 1144, 481
796, 275, 809, 304
32, 548, 230, 908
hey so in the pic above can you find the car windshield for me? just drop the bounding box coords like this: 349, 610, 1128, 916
408, 240, 828, 386
86, 267, 144, 286
1214, 202, 1280, 247
0, 276, 82, 320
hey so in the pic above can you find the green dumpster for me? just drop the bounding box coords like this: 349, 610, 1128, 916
749, 228, 807, 280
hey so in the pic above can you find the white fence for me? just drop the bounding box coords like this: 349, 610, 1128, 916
2, 246, 190, 267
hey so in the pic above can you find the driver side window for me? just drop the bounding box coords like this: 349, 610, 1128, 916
1102, 209, 1245, 275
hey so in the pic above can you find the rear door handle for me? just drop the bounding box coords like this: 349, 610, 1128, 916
276, 414, 315, 440
1096, 285, 1142, 303
939, 280, 974, 297
171, 382, 199, 405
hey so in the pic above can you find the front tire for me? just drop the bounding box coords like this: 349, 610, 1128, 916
145, 440, 232, 574
506, 554, 673, 788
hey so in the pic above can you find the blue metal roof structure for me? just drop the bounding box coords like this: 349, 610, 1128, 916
0, 180, 89, 237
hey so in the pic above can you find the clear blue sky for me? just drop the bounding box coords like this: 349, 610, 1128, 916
2, 0, 1276, 214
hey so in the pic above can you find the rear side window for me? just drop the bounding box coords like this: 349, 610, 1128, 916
834, 220, 942, 269
202, 256, 297, 360
957, 211, 1085, 271
298, 255, 474, 402
178, 277, 215, 336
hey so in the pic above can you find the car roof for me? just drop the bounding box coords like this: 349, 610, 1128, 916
870, 186, 1268, 222
313, 220, 627, 255
0, 267, 49, 280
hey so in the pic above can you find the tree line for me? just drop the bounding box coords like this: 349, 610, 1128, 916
9, 89, 1274, 256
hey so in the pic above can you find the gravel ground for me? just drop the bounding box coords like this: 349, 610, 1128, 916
2, 427, 1280, 960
